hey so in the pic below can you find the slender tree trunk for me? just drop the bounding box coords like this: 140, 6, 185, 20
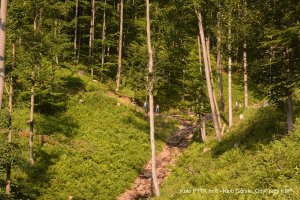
74, 0, 79, 64
6, 42, 14, 195
197, 36, 202, 75
196, 10, 221, 141
200, 120, 206, 142
29, 64, 35, 165
228, 19, 233, 127
89, 0, 95, 79
217, 5, 224, 112
146, 0, 160, 196
286, 95, 293, 132
6, 80, 13, 194
101, 0, 107, 83
116, 0, 124, 92
206, 37, 222, 129
243, 42, 248, 108
0, 0, 8, 112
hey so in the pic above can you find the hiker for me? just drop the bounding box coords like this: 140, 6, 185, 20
155, 104, 160, 113
143, 101, 148, 112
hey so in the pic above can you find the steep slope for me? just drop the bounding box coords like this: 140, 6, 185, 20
157, 107, 300, 199
0, 68, 177, 199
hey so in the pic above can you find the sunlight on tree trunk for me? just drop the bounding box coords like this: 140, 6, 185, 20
196, 9, 221, 141
0, 0, 8, 112
116, 0, 124, 92
146, 0, 160, 196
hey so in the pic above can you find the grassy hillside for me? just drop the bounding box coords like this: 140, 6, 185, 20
0, 67, 177, 199
157, 106, 300, 199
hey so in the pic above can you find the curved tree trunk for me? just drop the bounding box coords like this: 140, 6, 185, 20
146, 0, 160, 196
0, 0, 8, 112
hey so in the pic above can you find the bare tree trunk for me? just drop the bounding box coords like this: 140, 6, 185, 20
200, 120, 206, 142
196, 10, 221, 141
0, 0, 8, 112
29, 64, 35, 166
243, 42, 248, 108
146, 0, 160, 196
197, 36, 202, 75
6, 42, 14, 195
6, 79, 13, 194
286, 95, 293, 132
217, 4, 224, 112
74, 0, 79, 64
228, 19, 233, 127
116, 0, 124, 92
206, 37, 222, 130
89, 0, 95, 79
101, 0, 107, 83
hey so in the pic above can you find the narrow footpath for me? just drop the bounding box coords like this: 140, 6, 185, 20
118, 115, 196, 200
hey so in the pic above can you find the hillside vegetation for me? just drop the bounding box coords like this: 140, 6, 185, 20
157, 105, 300, 199
0, 67, 177, 199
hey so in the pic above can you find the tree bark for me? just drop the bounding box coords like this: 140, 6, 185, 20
197, 36, 202, 75
101, 0, 107, 83
74, 0, 79, 64
286, 95, 293, 132
206, 37, 222, 130
196, 10, 221, 141
29, 64, 35, 166
243, 42, 248, 108
200, 120, 206, 142
0, 0, 8, 112
228, 19, 233, 127
146, 0, 160, 196
116, 0, 124, 92
217, 5, 224, 112
89, 0, 95, 79
6, 42, 14, 195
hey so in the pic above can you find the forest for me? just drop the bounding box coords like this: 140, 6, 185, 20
0, 0, 299, 199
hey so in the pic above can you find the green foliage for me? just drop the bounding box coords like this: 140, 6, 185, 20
0, 73, 177, 199
157, 108, 300, 199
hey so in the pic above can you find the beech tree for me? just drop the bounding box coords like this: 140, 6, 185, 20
146, 0, 160, 196
116, 0, 124, 92
0, 0, 8, 112
196, 8, 221, 141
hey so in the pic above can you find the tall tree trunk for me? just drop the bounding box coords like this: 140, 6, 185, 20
217, 4, 224, 112
29, 64, 35, 166
196, 10, 221, 141
0, 0, 8, 112
243, 42, 248, 108
146, 0, 160, 196
6, 42, 15, 195
197, 35, 202, 75
101, 0, 107, 83
116, 0, 124, 92
286, 96, 294, 133
74, 0, 79, 64
206, 37, 222, 129
228, 19, 233, 127
89, 0, 95, 79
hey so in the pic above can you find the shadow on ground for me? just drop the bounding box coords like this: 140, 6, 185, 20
212, 107, 286, 157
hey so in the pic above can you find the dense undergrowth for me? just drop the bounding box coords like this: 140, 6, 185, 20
157, 106, 300, 199
0, 67, 178, 199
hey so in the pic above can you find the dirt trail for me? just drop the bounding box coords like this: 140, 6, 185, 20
118, 116, 196, 200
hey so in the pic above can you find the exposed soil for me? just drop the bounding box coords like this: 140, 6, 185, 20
118, 116, 196, 200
